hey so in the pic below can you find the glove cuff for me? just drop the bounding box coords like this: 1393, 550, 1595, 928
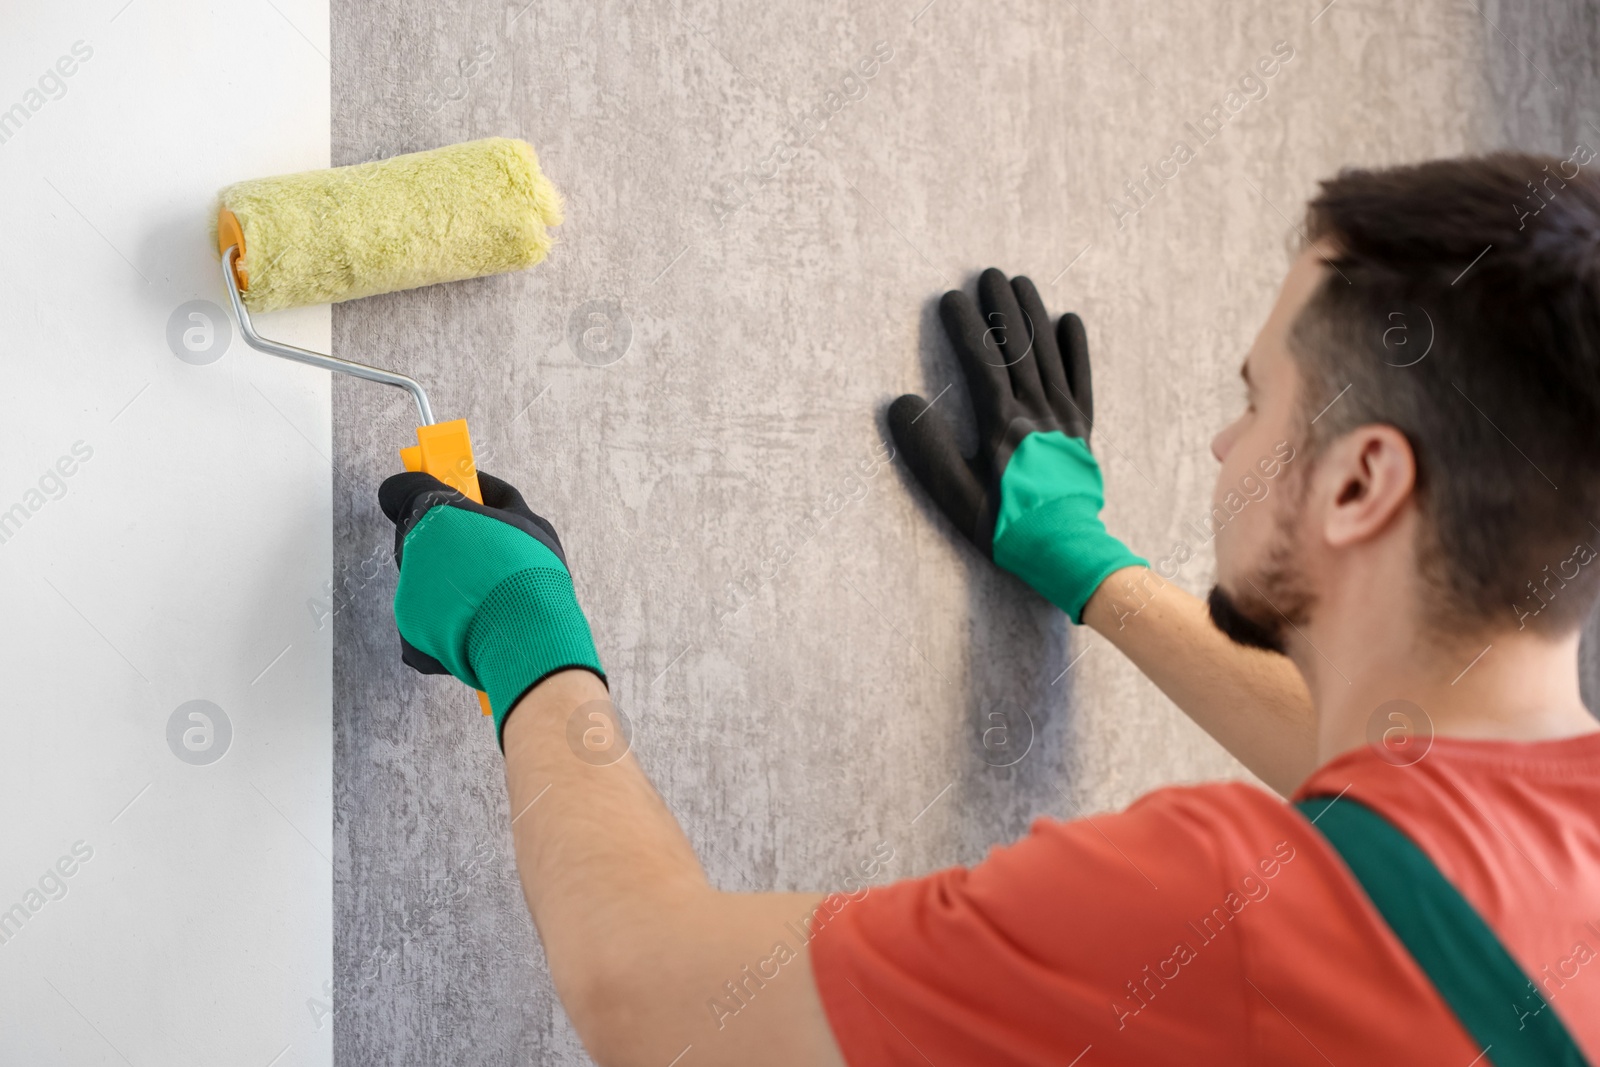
467, 568, 606, 748
993, 498, 1147, 623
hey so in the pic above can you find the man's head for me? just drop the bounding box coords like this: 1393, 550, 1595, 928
1209, 152, 1600, 655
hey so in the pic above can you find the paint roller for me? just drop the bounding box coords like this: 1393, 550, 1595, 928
215, 136, 564, 715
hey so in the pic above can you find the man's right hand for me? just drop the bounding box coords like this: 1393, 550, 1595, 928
378, 470, 605, 748
888, 267, 1146, 623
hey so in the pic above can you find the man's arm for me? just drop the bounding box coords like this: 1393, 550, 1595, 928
376, 472, 848, 1064
1083, 565, 1316, 794
889, 270, 1316, 795
502, 669, 848, 1067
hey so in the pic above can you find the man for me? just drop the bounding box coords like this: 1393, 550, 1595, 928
378, 154, 1600, 1064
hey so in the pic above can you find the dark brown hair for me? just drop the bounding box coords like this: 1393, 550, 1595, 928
1293, 152, 1600, 635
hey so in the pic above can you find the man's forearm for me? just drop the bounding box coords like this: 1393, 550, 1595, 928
1083, 566, 1317, 794
501, 671, 704, 1011
501, 670, 846, 1067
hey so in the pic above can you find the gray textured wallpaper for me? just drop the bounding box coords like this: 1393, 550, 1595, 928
330, 1, 1600, 1062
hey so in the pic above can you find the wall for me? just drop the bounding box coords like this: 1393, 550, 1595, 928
330, 0, 1600, 1062
0, 2, 332, 1065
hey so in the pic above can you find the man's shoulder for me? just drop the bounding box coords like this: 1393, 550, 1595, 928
970, 780, 1317, 908
1041, 779, 1306, 854
1125, 778, 1292, 821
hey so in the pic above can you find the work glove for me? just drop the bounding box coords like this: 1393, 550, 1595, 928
888, 268, 1146, 623
378, 470, 605, 747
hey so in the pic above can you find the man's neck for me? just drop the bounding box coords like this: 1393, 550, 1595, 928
1290, 612, 1599, 767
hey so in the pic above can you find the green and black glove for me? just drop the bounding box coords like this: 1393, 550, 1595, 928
378, 470, 605, 747
888, 267, 1146, 623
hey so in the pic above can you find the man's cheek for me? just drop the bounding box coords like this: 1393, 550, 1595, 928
1210, 462, 1244, 527
1213, 520, 1242, 583
1213, 482, 1260, 560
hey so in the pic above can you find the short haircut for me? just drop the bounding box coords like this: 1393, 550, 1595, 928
1292, 152, 1600, 635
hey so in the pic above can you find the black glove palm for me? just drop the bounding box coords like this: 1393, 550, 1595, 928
887, 268, 1143, 623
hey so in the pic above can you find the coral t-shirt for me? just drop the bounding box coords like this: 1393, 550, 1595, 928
809, 731, 1600, 1065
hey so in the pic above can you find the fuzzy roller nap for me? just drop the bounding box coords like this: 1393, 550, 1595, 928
213, 136, 565, 718
216, 136, 563, 312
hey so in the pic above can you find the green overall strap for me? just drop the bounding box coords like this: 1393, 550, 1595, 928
1294, 795, 1589, 1067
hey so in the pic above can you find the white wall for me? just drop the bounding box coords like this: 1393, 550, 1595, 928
0, 2, 332, 1064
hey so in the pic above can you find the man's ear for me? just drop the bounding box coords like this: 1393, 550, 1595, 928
1319, 425, 1417, 548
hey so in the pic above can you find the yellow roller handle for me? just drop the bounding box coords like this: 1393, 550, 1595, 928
400, 419, 494, 718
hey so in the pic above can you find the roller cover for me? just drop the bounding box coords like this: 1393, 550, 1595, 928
217, 137, 564, 311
